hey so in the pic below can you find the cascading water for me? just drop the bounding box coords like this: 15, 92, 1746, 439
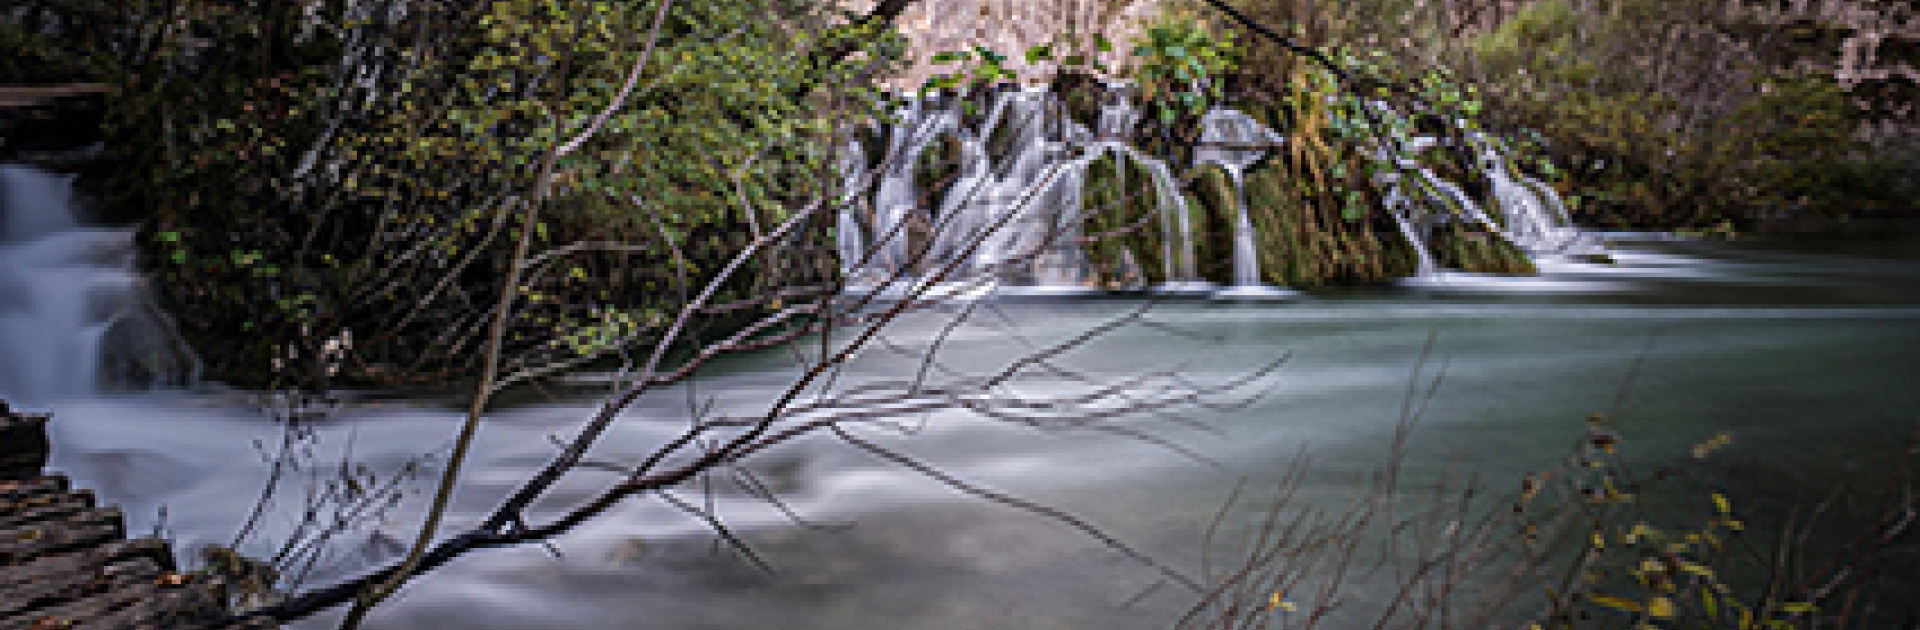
836, 136, 870, 282
1468, 132, 1605, 258
0, 164, 126, 402
1196, 107, 1298, 299
0, 162, 198, 404
841, 87, 1608, 296
853, 84, 1222, 296
1377, 173, 1440, 277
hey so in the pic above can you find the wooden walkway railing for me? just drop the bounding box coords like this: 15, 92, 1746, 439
1, 400, 274, 630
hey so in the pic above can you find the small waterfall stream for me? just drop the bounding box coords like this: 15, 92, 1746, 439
0, 162, 197, 404
1469, 132, 1605, 258
1195, 107, 1298, 299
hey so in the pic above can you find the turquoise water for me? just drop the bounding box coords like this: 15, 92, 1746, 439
38, 228, 1920, 629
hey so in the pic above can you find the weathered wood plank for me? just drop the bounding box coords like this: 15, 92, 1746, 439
0, 84, 109, 109
1, 574, 226, 630
68, 576, 230, 630
0, 476, 68, 502
0, 507, 124, 565
1, 538, 178, 617
0, 491, 94, 529
4, 555, 163, 619
1, 402, 264, 629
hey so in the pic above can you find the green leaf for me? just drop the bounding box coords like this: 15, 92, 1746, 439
1063, 54, 1086, 67
1025, 45, 1052, 63
1343, 201, 1366, 221
1094, 34, 1112, 52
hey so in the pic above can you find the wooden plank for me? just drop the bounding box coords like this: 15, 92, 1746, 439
0, 491, 94, 529
0, 403, 265, 630
0, 84, 108, 109
3, 555, 163, 619
1, 538, 177, 617
69, 576, 229, 630
0, 476, 68, 502
0, 507, 124, 565
1, 575, 226, 630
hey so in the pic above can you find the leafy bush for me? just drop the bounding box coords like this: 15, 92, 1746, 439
20, 0, 909, 389
1465, 0, 1871, 226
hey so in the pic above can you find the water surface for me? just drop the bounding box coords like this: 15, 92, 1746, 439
36, 229, 1920, 629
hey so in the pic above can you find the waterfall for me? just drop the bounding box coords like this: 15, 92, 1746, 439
0, 163, 198, 404
1195, 107, 1299, 299
836, 135, 869, 283
1468, 132, 1604, 258
1371, 147, 1467, 278
1377, 171, 1440, 277
850, 84, 1228, 296
839, 87, 1603, 296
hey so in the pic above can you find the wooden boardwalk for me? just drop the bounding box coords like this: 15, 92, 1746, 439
0, 83, 107, 171
1, 400, 274, 630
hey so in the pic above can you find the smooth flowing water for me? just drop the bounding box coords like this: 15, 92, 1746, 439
20, 225, 1918, 629
0, 163, 136, 403
0, 163, 195, 405
6, 145, 1918, 629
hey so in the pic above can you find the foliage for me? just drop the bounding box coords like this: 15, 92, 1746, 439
907, 5, 1535, 288
1127, 16, 1245, 124
1464, 0, 1870, 226
1158, 0, 1910, 227
1182, 410, 1917, 630
18, 0, 909, 390
1081, 152, 1172, 287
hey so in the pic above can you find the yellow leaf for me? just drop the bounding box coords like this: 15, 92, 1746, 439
1712, 493, 1731, 515
1647, 597, 1676, 618
1268, 592, 1296, 612
1624, 522, 1654, 544
1590, 594, 1642, 612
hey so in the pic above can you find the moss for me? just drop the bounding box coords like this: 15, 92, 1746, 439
1081, 151, 1170, 287
1433, 222, 1537, 275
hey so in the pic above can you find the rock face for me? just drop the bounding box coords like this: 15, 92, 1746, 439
832, 0, 1174, 91
1720, 0, 1919, 151
835, 0, 1913, 148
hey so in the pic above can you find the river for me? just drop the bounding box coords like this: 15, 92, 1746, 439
7, 160, 1920, 628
